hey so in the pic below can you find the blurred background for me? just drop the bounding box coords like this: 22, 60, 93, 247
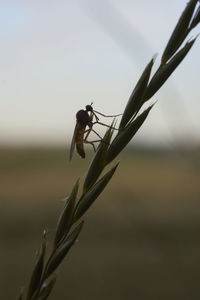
1, 0, 200, 299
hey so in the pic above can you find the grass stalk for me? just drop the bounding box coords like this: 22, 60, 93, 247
18, 1, 200, 299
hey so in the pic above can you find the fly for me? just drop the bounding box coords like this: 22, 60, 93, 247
69, 103, 121, 160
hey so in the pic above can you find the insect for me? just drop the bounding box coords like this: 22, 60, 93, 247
69, 103, 121, 160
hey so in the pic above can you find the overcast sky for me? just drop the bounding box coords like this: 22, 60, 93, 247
0, 0, 200, 147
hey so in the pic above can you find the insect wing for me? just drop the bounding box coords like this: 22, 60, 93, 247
69, 123, 78, 160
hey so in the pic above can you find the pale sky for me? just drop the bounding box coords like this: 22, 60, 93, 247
0, 0, 200, 147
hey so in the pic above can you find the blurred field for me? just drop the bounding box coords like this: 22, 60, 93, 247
1, 146, 200, 300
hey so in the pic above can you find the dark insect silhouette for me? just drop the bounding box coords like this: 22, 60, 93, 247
69, 103, 121, 160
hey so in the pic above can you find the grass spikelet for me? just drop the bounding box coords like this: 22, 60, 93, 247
161, 0, 198, 64
83, 124, 114, 193
119, 57, 155, 130
37, 277, 57, 300
190, 3, 200, 29
26, 232, 46, 300
74, 163, 119, 221
144, 39, 196, 101
106, 106, 153, 164
44, 221, 83, 278
54, 179, 79, 248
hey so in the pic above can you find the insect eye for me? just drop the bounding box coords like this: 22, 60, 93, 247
86, 105, 93, 111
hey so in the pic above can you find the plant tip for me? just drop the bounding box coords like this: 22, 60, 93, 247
152, 53, 158, 62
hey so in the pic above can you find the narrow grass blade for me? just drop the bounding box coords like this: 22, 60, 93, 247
190, 4, 200, 29
83, 125, 114, 193
54, 179, 79, 248
44, 221, 83, 278
144, 39, 195, 101
38, 277, 56, 300
26, 236, 46, 300
119, 57, 154, 130
161, 0, 198, 64
106, 106, 153, 164
74, 163, 119, 221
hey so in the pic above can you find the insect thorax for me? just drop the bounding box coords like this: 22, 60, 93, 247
76, 110, 91, 126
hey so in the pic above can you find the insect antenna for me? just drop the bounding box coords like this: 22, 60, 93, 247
93, 110, 122, 118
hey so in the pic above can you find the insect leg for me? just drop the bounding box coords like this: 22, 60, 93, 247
84, 131, 111, 149
84, 139, 102, 152
93, 110, 122, 118
83, 121, 116, 154
93, 112, 99, 122
86, 128, 112, 146
92, 121, 118, 130
84, 128, 92, 140
83, 123, 104, 142
90, 128, 103, 139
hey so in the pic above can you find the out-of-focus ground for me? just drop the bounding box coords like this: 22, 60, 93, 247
1, 146, 200, 300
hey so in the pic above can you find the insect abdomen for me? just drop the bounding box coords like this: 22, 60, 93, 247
75, 125, 86, 158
